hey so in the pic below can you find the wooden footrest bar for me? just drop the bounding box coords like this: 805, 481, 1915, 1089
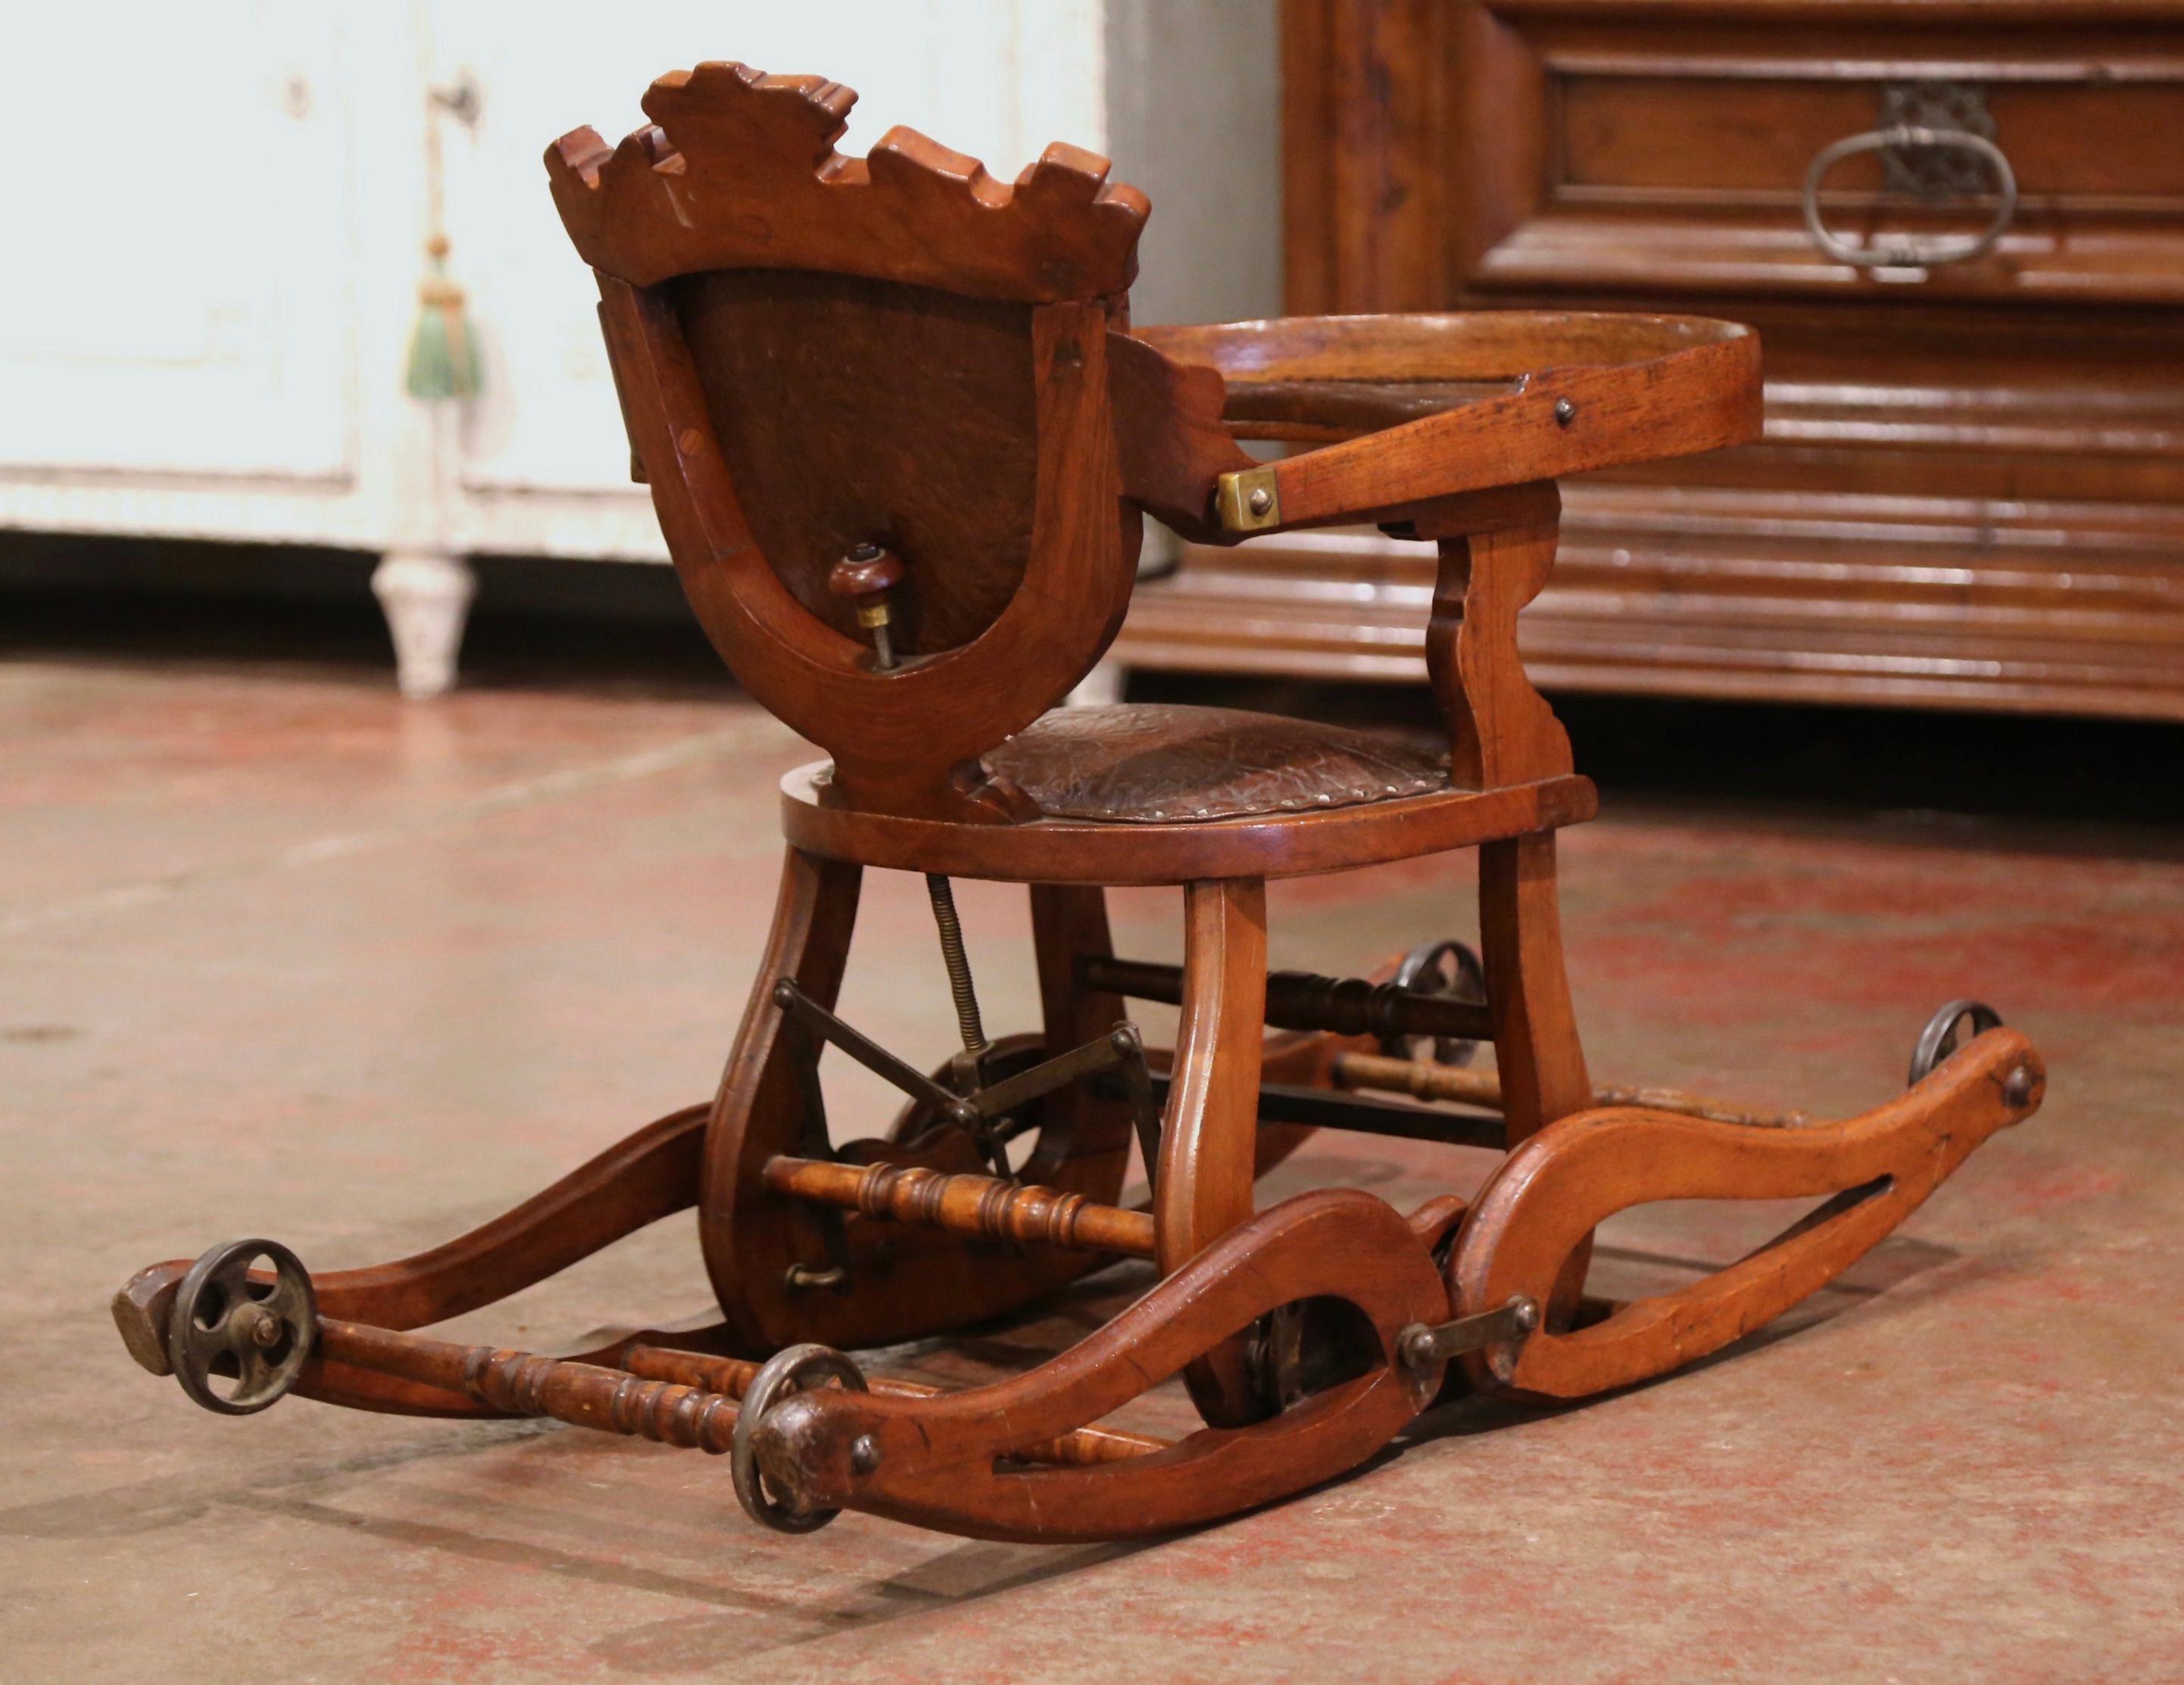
763, 1154, 1157, 1258
322, 1318, 744, 1451
622, 1345, 1165, 1466
319, 1318, 1167, 1469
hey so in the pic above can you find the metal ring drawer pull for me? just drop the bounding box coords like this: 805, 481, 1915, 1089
1802, 125, 2017, 270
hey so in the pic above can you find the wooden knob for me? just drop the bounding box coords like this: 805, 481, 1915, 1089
828, 543, 906, 669
827, 542, 904, 606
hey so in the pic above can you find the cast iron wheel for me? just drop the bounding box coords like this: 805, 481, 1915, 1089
1908, 1000, 2005, 1087
165, 1238, 317, 1416
732, 1343, 869, 1533
1384, 938, 1488, 1067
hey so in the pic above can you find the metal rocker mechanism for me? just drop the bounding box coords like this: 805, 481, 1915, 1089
768, 874, 1168, 1293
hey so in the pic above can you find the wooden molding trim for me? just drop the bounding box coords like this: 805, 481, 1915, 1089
548, 61, 1147, 301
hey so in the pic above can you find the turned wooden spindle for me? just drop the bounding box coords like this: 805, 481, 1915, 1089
827, 542, 907, 670
620, 1344, 1165, 1466
319, 1318, 742, 1452
762, 1155, 1157, 1257
317, 1317, 1165, 1468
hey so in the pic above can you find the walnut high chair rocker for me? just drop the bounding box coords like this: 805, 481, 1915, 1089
114, 64, 2045, 1545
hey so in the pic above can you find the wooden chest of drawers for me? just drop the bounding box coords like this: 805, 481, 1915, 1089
1112, 0, 2184, 719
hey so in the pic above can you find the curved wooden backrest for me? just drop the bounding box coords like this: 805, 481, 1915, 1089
548, 63, 1156, 821
672, 270, 1039, 657
547, 66, 1763, 823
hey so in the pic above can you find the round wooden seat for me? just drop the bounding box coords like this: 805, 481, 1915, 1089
780, 721, 1596, 886
984, 703, 1450, 822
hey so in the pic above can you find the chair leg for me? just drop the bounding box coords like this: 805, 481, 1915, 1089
703, 852, 1145, 1355
1156, 876, 1270, 1425
700, 847, 866, 1347
1478, 832, 1591, 1142
1479, 831, 1595, 1321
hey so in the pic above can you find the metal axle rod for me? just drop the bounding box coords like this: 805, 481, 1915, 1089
1332, 1052, 1811, 1129
1143, 1071, 1506, 1151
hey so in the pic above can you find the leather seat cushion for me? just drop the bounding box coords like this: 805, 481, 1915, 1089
982, 704, 1450, 823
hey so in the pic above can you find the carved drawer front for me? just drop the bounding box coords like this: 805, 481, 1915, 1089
1459, 3, 2184, 303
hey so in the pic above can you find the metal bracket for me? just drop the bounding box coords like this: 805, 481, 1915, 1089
1109, 1024, 1165, 1193
1215, 465, 1281, 533
775, 979, 973, 1123
1397, 1297, 1540, 1371
969, 1024, 1131, 1121
772, 978, 1164, 1206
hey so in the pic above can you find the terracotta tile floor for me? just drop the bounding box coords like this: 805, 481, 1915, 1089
5, 654, 2179, 1683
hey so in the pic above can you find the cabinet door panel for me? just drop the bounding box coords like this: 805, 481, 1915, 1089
0, 5, 354, 479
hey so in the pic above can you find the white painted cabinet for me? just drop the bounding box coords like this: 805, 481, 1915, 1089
0, 0, 1106, 694
0, 9, 354, 483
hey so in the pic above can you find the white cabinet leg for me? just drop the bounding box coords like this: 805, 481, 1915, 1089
1066, 660, 1127, 709
371, 550, 476, 699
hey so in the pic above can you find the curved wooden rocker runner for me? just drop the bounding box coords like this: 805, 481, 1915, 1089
112, 64, 2045, 1546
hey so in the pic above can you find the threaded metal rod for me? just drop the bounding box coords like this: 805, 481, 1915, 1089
924, 873, 989, 1065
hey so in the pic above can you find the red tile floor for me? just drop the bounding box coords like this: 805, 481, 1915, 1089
5, 650, 2180, 1683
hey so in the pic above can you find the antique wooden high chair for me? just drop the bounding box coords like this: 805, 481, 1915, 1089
114, 64, 2045, 1543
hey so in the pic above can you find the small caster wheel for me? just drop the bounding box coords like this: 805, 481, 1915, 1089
1908, 1000, 2004, 1087
1386, 938, 1488, 1067
165, 1239, 317, 1416
732, 1343, 868, 1533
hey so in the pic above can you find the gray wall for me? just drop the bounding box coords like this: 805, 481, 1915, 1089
1103, 1, 1284, 328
